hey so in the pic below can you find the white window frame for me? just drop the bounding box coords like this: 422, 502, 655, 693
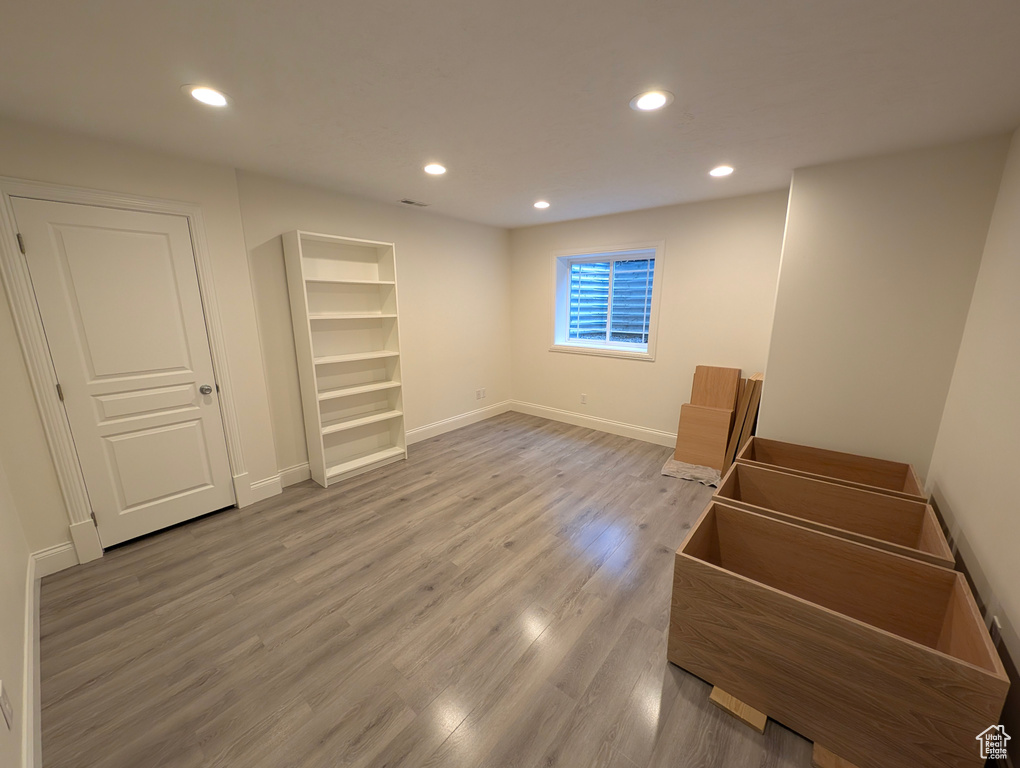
550, 241, 664, 361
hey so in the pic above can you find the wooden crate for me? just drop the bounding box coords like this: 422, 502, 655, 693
713, 463, 954, 568
668, 502, 1009, 768
735, 436, 925, 502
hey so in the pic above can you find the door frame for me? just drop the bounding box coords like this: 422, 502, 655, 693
0, 176, 249, 563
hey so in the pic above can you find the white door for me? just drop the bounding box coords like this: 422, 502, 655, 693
12, 197, 235, 546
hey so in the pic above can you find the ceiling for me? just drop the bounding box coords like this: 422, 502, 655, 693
2, 0, 1020, 228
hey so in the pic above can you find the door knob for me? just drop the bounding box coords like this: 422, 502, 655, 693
199, 384, 213, 395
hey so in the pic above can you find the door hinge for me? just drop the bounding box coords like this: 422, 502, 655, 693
56, 383, 64, 401
16, 233, 25, 254
216, 383, 220, 393
90, 511, 97, 525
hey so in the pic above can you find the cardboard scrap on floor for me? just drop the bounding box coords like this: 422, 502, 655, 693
666, 366, 763, 484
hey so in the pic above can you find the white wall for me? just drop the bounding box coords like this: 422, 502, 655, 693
927, 127, 1020, 671
235, 171, 512, 478
758, 136, 1009, 476
0, 116, 279, 553
508, 191, 789, 443
0, 462, 31, 768
0, 289, 67, 553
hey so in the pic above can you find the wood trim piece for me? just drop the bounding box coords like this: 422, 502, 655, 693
0, 176, 248, 561
0, 190, 93, 531
735, 435, 926, 502
183, 208, 247, 483
723, 377, 752, 471
669, 502, 1009, 768
734, 375, 763, 459
811, 744, 861, 768
22, 552, 41, 768
713, 462, 954, 568
509, 400, 677, 448
709, 687, 767, 733
31, 542, 79, 578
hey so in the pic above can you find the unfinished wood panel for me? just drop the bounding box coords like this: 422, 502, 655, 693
713, 463, 954, 568
690, 366, 741, 410
734, 376, 763, 458
709, 687, 767, 734
736, 436, 926, 502
669, 503, 1009, 768
674, 404, 733, 470
812, 744, 860, 768
722, 378, 752, 471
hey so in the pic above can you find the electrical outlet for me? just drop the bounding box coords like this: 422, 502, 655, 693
475, 389, 481, 400
580, 393, 587, 405
0, 679, 12, 731
480, 388, 486, 399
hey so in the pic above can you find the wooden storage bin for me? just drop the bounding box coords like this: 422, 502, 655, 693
714, 463, 954, 568
668, 502, 1008, 768
736, 436, 925, 501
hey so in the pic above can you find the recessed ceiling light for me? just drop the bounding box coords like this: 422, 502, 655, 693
424, 163, 446, 175
709, 165, 734, 177
629, 90, 674, 111
534, 201, 550, 209
186, 86, 228, 107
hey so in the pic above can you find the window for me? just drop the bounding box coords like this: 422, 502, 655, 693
553, 244, 663, 360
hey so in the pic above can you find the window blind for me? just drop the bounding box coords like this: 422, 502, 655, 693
568, 257, 654, 345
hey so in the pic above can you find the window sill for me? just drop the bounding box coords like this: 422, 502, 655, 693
549, 343, 655, 362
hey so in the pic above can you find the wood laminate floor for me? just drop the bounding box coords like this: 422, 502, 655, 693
40, 413, 812, 768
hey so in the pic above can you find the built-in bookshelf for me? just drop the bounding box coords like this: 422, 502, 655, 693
283, 231, 406, 487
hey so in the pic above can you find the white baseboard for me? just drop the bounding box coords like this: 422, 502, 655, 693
406, 400, 513, 445
23, 553, 41, 768
279, 462, 311, 487
509, 400, 677, 447
32, 542, 79, 578
247, 474, 283, 505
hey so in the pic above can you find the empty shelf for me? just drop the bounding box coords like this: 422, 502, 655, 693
321, 409, 403, 435
305, 278, 396, 285
308, 312, 398, 321
318, 381, 401, 402
326, 446, 406, 479
314, 351, 400, 365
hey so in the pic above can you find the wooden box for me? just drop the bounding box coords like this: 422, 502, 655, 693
735, 436, 925, 502
668, 503, 1008, 768
714, 463, 954, 568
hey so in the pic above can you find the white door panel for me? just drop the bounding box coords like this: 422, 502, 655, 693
13, 197, 235, 546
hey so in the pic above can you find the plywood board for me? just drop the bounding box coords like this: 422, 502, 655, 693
811, 744, 860, 768
709, 687, 767, 733
690, 366, 741, 410
723, 377, 752, 471
674, 404, 733, 470
734, 375, 763, 456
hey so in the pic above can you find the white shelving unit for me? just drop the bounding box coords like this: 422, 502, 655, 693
283, 230, 407, 487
